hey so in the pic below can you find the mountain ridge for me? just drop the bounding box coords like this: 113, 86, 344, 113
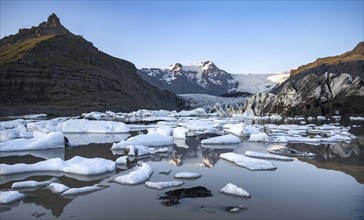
0, 13, 183, 116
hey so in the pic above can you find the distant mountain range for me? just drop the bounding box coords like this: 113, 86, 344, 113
0, 14, 183, 116
138, 61, 289, 95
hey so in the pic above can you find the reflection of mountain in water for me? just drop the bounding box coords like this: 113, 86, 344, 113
201, 148, 233, 167
23, 189, 72, 217
288, 138, 364, 184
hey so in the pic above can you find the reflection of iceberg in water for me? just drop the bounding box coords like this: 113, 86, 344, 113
0, 148, 65, 160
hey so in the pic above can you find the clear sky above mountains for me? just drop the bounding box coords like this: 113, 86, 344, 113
1, 0, 363, 74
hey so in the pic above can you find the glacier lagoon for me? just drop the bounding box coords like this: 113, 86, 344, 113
0, 111, 363, 219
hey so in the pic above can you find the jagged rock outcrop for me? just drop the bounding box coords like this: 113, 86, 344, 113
0, 14, 183, 116
243, 42, 364, 116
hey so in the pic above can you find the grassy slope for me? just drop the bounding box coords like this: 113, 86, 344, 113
0, 35, 55, 65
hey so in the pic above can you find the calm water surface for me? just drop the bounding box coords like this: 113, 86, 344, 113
1, 119, 363, 219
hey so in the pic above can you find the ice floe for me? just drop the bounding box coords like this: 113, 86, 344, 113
0, 156, 115, 175
0, 191, 26, 204
45, 183, 70, 194
244, 151, 294, 161
147, 126, 172, 136
173, 127, 188, 139
61, 184, 105, 197
145, 180, 184, 190
62, 119, 130, 133
268, 145, 315, 157
124, 145, 169, 156
248, 132, 268, 142
114, 163, 153, 184
65, 133, 130, 146
220, 183, 250, 197
111, 134, 173, 149
0, 124, 32, 142
174, 172, 202, 179
26, 117, 68, 133
349, 116, 364, 121
0, 131, 65, 152
220, 152, 276, 170
12, 178, 55, 189
201, 134, 241, 145
115, 156, 128, 164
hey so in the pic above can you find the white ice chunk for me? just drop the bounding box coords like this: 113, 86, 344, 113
114, 163, 153, 185
201, 134, 241, 145
145, 180, 184, 190
172, 127, 188, 139
0, 156, 115, 175
0, 191, 26, 203
349, 116, 364, 121
26, 117, 68, 133
61, 184, 104, 196
174, 172, 202, 179
220, 183, 250, 197
226, 123, 244, 136
248, 132, 268, 142
45, 183, 70, 194
62, 119, 130, 133
147, 126, 172, 136
111, 134, 173, 149
115, 156, 128, 164
0, 119, 25, 130
242, 125, 261, 135
0, 131, 65, 152
244, 151, 293, 161
0, 125, 32, 142
169, 108, 207, 117
12, 178, 55, 189
220, 152, 276, 170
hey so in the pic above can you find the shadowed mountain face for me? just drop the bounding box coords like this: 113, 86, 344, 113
244, 42, 364, 117
0, 14, 183, 117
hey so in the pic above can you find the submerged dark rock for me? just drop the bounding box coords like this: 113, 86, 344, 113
159, 186, 212, 206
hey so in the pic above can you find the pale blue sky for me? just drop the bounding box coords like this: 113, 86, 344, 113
1, 0, 363, 74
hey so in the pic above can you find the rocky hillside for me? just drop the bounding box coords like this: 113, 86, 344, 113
244, 42, 364, 116
0, 14, 183, 117
138, 61, 288, 95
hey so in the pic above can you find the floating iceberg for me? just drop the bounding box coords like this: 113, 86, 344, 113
0, 156, 115, 175
0, 131, 65, 152
248, 132, 268, 142
45, 183, 70, 194
125, 145, 169, 156
173, 127, 188, 139
145, 181, 184, 190
0, 119, 26, 130
0, 125, 32, 142
169, 108, 207, 117
268, 145, 315, 157
62, 119, 130, 133
61, 184, 105, 196
111, 134, 173, 149
26, 117, 68, 133
174, 172, 202, 179
220, 183, 250, 197
220, 152, 276, 170
147, 126, 172, 136
0, 191, 26, 204
244, 151, 294, 161
12, 178, 55, 189
201, 134, 241, 145
65, 133, 130, 146
114, 163, 153, 185
115, 156, 128, 164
